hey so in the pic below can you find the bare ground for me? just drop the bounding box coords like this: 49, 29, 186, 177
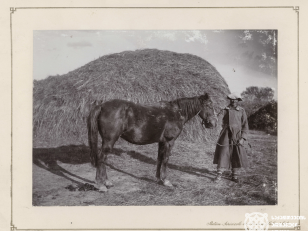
33, 130, 277, 206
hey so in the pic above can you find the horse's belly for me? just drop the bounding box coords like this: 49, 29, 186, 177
121, 105, 180, 144
120, 125, 164, 145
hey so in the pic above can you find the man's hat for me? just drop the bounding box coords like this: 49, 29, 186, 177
227, 93, 243, 101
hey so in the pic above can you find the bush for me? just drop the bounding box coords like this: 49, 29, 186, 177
248, 100, 277, 134
240, 86, 275, 117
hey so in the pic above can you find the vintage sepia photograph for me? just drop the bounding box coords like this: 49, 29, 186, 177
32, 30, 278, 206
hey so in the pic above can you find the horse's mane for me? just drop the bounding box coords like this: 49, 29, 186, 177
168, 93, 210, 119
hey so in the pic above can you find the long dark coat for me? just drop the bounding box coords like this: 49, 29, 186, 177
213, 105, 249, 168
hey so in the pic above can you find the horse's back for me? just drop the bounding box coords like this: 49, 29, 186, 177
98, 99, 129, 119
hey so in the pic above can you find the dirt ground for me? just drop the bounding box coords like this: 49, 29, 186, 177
33, 130, 277, 206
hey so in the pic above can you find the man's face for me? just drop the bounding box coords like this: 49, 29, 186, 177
230, 99, 239, 107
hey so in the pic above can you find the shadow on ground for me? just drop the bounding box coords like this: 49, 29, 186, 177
33, 145, 216, 186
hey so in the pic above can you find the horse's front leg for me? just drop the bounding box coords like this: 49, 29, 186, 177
158, 140, 175, 187
156, 142, 164, 182
96, 143, 114, 192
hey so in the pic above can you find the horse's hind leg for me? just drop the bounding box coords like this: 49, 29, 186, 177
157, 140, 175, 187
95, 139, 116, 191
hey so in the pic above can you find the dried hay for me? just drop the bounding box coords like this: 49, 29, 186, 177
33, 49, 230, 147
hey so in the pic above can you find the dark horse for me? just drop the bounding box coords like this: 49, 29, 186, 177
87, 93, 217, 191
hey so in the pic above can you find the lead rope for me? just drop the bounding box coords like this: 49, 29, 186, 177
216, 129, 252, 149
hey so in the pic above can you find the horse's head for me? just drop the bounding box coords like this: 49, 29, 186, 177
197, 93, 218, 129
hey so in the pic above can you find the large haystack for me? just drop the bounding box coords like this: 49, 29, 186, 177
33, 49, 230, 147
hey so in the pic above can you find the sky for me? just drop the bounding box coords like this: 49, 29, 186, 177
33, 30, 277, 96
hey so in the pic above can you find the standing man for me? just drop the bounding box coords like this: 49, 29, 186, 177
213, 93, 249, 183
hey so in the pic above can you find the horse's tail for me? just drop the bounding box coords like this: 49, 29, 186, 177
87, 105, 102, 167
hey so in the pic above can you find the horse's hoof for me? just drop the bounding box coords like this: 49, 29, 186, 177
98, 185, 108, 192
105, 180, 114, 188
163, 180, 173, 187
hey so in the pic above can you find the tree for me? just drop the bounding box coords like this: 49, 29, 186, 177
241, 86, 274, 102
240, 86, 275, 117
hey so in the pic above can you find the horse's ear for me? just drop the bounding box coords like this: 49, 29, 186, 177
203, 93, 209, 100
199, 93, 209, 103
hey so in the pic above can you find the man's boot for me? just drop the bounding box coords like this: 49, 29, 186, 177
231, 168, 241, 183
213, 169, 223, 183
